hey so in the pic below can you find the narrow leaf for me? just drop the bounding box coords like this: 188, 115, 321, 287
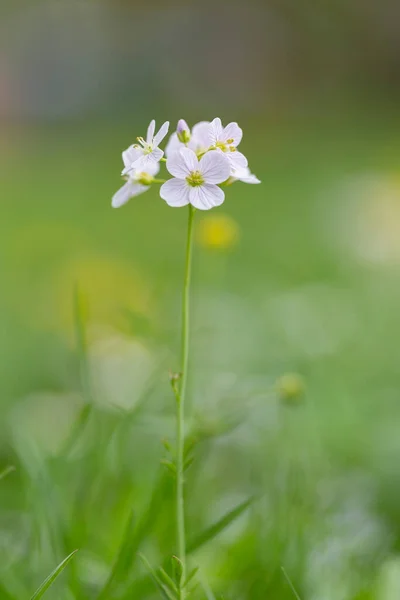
187, 497, 253, 554
138, 554, 176, 600
184, 566, 199, 588
161, 459, 176, 475
30, 549, 78, 600
157, 567, 178, 595
281, 566, 302, 600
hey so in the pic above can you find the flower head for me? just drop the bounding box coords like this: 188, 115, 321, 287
166, 121, 211, 158
130, 119, 169, 171
160, 148, 230, 210
112, 150, 160, 208
209, 117, 248, 170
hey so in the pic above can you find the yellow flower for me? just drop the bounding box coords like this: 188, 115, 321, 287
197, 213, 240, 251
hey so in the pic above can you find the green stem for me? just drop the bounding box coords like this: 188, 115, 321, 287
176, 204, 195, 598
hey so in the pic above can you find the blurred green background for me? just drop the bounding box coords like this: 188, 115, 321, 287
2, 1, 400, 598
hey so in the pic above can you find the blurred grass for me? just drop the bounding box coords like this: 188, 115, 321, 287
2, 107, 400, 598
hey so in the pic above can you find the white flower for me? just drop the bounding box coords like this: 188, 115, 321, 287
160, 147, 230, 210
165, 121, 211, 158
112, 153, 160, 208
231, 166, 261, 184
209, 117, 248, 170
130, 119, 169, 171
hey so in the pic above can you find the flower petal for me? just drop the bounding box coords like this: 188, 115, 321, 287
146, 120, 156, 144
132, 149, 163, 171
143, 160, 160, 177
160, 178, 190, 207
199, 150, 231, 184
153, 121, 170, 146
166, 147, 198, 178
112, 181, 148, 208
209, 118, 223, 145
189, 183, 225, 210
227, 150, 248, 169
222, 122, 243, 146
165, 132, 183, 157
190, 121, 211, 150
122, 145, 141, 170
232, 166, 260, 184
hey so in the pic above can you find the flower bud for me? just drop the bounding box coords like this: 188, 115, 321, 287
177, 119, 191, 143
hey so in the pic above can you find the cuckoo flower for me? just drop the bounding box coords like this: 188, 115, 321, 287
160, 147, 230, 210
131, 119, 169, 171
209, 117, 248, 170
112, 150, 160, 208
166, 121, 211, 158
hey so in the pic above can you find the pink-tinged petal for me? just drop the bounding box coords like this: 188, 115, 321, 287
160, 178, 190, 207
233, 166, 261, 184
222, 122, 243, 146
112, 181, 148, 208
165, 132, 184, 157
189, 183, 225, 210
180, 147, 199, 172
166, 151, 190, 178
199, 150, 230, 184
190, 121, 211, 150
122, 145, 140, 170
132, 149, 163, 171
177, 119, 189, 135
153, 121, 170, 146
144, 160, 160, 177
227, 150, 248, 169
146, 120, 156, 144
209, 117, 223, 145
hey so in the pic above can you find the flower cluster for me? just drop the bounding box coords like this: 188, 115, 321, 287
112, 118, 260, 210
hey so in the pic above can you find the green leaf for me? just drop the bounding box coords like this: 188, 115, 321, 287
157, 567, 178, 595
0, 466, 15, 481
138, 554, 176, 600
187, 497, 254, 554
171, 555, 183, 586
161, 459, 176, 476
30, 549, 78, 600
184, 566, 199, 588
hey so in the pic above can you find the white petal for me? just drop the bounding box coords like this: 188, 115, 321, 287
227, 150, 248, 169
146, 120, 156, 144
199, 151, 230, 184
112, 181, 148, 208
209, 118, 223, 145
166, 147, 198, 178
233, 166, 260, 184
189, 184, 225, 210
143, 160, 160, 177
222, 122, 243, 146
190, 121, 211, 150
153, 121, 170, 146
241, 173, 261, 184
132, 149, 163, 171
122, 145, 141, 170
160, 178, 190, 207
166, 132, 183, 157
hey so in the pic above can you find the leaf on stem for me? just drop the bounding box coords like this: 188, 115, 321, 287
30, 549, 78, 600
138, 554, 176, 600
187, 496, 254, 554
281, 566, 302, 600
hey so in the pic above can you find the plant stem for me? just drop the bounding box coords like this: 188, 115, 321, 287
176, 204, 195, 598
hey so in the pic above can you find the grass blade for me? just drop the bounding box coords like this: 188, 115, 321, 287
30, 549, 78, 600
187, 497, 253, 554
138, 554, 176, 600
281, 566, 302, 600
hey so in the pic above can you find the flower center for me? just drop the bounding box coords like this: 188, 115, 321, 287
136, 137, 153, 154
186, 170, 204, 187
215, 141, 236, 153
136, 172, 153, 185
